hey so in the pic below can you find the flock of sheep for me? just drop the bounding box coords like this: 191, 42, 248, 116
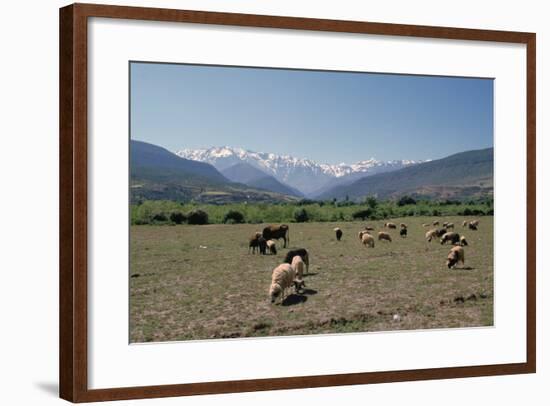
248, 219, 481, 304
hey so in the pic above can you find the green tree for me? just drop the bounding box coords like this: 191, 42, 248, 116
169, 211, 187, 224
352, 208, 373, 221
365, 196, 378, 209
187, 209, 209, 225
223, 210, 245, 224
294, 208, 309, 223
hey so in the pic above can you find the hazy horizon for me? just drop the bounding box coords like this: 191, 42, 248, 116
130, 62, 494, 164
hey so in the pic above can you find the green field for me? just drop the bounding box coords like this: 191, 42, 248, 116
130, 216, 493, 342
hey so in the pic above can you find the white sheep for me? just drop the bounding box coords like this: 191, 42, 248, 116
361, 232, 375, 248
290, 255, 305, 280
269, 264, 297, 304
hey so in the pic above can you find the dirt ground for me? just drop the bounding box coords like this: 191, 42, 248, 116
130, 217, 493, 342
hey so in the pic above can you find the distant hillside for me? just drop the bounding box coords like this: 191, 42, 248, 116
130, 140, 297, 204
221, 162, 303, 197
316, 148, 493, 201
132, 140, 227, 183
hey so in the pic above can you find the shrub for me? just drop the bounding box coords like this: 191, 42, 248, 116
223, 210, 245, 224
294, 208, 309, 223
462, 208, 473, 216
397, 195, 417, 206
365, 196, 378, 209
151, 212, 168, 222
187, 209, 209, 225
169, 211, 187, 224
352, 208, 373, 221
432, 209, 441, 216
486, 208, 494, 215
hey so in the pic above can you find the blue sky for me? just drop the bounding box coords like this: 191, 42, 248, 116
130, 62, 493, 164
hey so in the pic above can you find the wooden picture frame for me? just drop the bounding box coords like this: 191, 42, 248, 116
59, 3, 536, 402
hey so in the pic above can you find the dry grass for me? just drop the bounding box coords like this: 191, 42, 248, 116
130, 217, 493, 342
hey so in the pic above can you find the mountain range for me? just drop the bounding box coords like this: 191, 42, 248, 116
315, 147, 494, 201
176, 146, 422, 197
130, 140, 298, 204
131, 140, 493, 203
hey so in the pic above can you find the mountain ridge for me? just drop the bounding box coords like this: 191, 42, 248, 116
130, 140, 298, 204
176, 146, 424, 196
316, 147, 494, 201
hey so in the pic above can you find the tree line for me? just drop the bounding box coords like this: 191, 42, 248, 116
131, 196, 493, 226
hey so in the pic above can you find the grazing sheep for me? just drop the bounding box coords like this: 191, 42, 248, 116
443, 222, 448, 227
468, 222, 478, 231
358, 230, 366, 241
400, 228, 407, 238
440, 232, 460, 245
470, 219, 480, 227
361, 233, 375, 248
460, 236, 468, 246
365, 226, 375, 231
266, 239, 277, 255
445, 222, 455, 230
447, 246, 465, 269
435, 228, 447, 237
400, 223, 407, 229
378, 231, 392, 242
258, 236, 267, 255
248, 231, 262, 254
284, 248, 310, 274
291, 255, 305, 280
385, 222, 397, 229
425, 229, 437, 242
334, 227, 343, 241
422, 223, 430, 227
433, 220, 440, 226
462, 220, 468, 227
269, 264, 297, 304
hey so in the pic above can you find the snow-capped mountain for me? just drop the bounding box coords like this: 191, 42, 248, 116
176, 146, 424, 197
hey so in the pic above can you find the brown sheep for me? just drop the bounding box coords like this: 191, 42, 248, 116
269, 264, 297, 304
266, 239, 277, 255
445, 222, 455, 230
433, 220, 440, 226
459, 236, 468, 246
361, 233, 375, 248
400, 223, 407, 229
470, 219, 480, 226
358, 230, 366, 240
248, 231, 262, 254
425, 229, 437, 242
440, 232, 460, 245
365, 226, 375, 231
378, 232, 392, 242
400, 228, 407, 238
447, 246, 465, 269
334, 227, 343, 241
468, 222, 478, 231
258, 237, 267, 255
435, 228, 447, 237
385, 222, 397, 229
462, 220, 468, 227
443, 222, 448, 227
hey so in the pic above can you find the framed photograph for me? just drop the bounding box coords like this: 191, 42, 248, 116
59, 3, 536, 402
